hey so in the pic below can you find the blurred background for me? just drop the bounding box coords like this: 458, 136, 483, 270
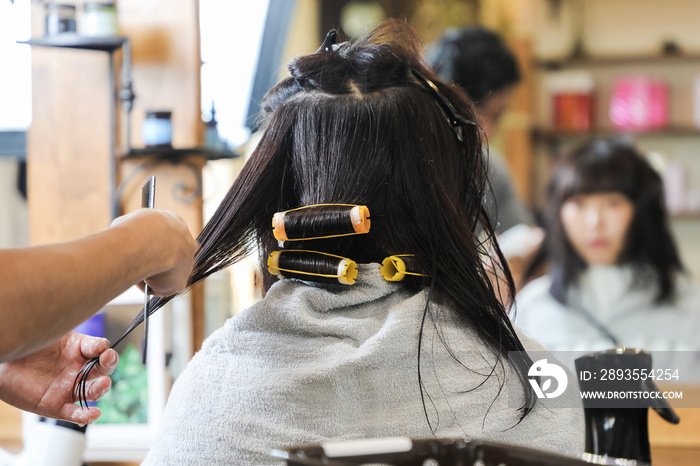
1, 0, 699, 464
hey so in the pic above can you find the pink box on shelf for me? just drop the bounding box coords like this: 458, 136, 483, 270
609, 76, 669, 131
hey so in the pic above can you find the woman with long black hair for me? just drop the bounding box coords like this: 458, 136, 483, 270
136, 20, 583, 464
516, 137, 700, 354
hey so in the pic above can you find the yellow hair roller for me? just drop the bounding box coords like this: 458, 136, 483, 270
267, 249, 359, 285
380, 255, 430, 282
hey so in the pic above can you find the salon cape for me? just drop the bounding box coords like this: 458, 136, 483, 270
515, 265, 700, 374
143, 264, 584, 465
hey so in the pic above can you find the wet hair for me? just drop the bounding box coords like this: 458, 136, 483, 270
77, 19, 536, 425
533, 138, 684, 304
425, 26, 521, 106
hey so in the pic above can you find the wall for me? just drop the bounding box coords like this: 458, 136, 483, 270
533, 0, 700, 60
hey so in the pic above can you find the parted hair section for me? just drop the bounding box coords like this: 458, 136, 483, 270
76, 19, 537, 422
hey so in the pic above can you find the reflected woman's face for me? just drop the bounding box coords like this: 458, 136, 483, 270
560, 192, 635, 266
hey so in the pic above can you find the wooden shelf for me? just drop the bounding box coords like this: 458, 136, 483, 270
121, 146, 239, 161
533, 127, 700, 141
536, 52, 700, 70
670, 213, 700, 220
19, 35, 127, 52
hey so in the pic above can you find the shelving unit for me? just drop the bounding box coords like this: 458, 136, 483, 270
20, 34, 127, 51
531, 48, 700, 203
21, 34, 134, 219
534, 126, 700, 140
114, 146, 238, 217
21, 33, 201, 463
536, 52, 700, 70
123, 146, 238, 161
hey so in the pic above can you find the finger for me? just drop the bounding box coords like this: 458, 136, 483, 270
83, 376, 112, 402
58, 403, 102, 425
96, 349, 119, 375
146, 274, 186, 297
80, 336, 111, 359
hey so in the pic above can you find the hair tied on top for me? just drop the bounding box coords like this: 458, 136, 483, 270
272, 204, 370, 242
380, 255, 431, 284
267, 249, 358, 285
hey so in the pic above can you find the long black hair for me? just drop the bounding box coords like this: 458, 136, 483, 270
76, 19, 536, 425
532, 138, 684, 304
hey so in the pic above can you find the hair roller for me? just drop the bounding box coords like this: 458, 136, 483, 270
272, 204, 370, 242
267, 249, 359, 285
380, 255, 430, 283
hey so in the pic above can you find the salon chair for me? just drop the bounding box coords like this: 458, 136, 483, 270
575, 349, 680, 465
272, 437, 598, 466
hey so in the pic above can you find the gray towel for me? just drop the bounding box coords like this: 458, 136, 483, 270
143, 264, 584, 465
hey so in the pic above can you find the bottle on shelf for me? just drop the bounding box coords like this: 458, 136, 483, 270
610, 76, 669, 131
142, 111, 173, 148
44, 3, 77, 36
546, 71, 595, 132
80, 2, 118, 37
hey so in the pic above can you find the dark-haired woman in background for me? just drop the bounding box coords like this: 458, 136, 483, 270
426, 27, 544, 294
141, 20, 583, 465
426, 26, 532, 234
516, 138, 700, 354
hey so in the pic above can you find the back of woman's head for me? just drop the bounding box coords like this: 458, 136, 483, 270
255, 21, 486, 270
130, 19, 536, 426
543, 138, 683, 302
425, 26, 520, 105
196, 19, 521, 346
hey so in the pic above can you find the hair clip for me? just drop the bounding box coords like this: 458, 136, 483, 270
272, 204, 371, 242
332, 41, 350, 52
411, 69, 477, 142
318, 29, 338, 53
317, 29, 350, 54
380, 254, 431, 282
268, 249, 358, 285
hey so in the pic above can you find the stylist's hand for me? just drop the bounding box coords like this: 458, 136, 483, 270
497, 224, 545, 292
0, 332, 118, 425
110, 208, 198, 296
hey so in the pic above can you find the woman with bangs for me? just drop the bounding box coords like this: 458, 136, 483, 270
515, 138, 700, 354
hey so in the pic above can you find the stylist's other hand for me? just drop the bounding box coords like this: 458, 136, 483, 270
0, 332, 118, 425
110, 208, 198, 296
497, 224, 545, 292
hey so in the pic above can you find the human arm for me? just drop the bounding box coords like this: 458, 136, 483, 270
497, 224, 545, 292
0, 332, 118, 424
0, 208, 197, 362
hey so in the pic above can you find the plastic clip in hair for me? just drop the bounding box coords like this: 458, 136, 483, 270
318, 29, 350, 53
272, 204, 371, 242
411, 69, 477, 142
268, 249, 359, 285
380, 255, 431, 282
